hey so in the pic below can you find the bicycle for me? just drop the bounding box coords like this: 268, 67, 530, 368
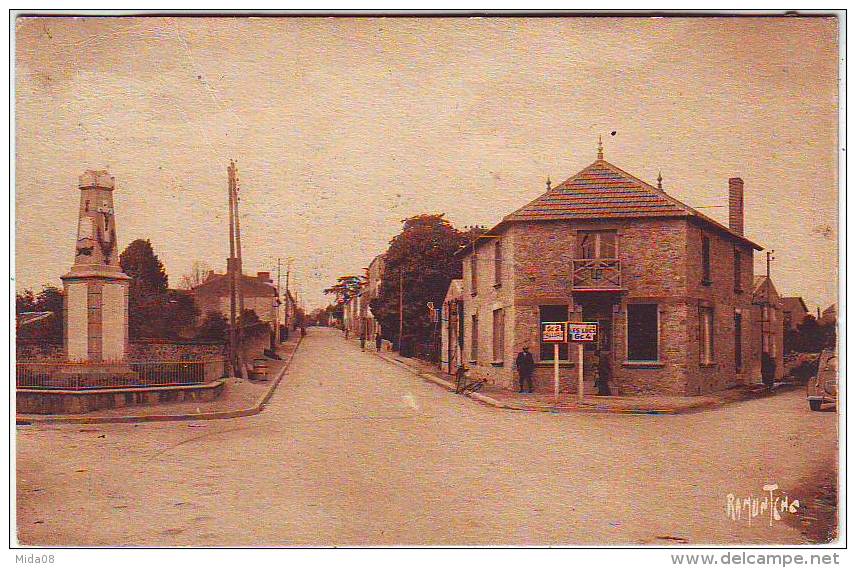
455, 364, 485, 395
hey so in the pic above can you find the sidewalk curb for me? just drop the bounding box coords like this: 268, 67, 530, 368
15, 335, 304, 426
371, 350, 787, 415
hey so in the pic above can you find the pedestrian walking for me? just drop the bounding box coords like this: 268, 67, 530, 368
595, 349, 612, 396
301, 325, 306, 338
360, 332, 366, 351
344, 327, 350, 340
515, 346, 535, 393
375, 332, 383, 352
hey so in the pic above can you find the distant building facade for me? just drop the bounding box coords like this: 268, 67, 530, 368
364, 254, 386, 340
192, 270, 278, 325
751, 276, 785, 381
781, 296, 809, 331
440, 279, 464, 374
455, 146, 764, 396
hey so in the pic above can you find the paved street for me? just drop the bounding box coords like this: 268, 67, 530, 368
17, 327, 837, 546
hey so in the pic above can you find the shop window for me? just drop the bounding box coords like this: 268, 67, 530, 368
627, 304, 659, 361
540, 305, 569, 361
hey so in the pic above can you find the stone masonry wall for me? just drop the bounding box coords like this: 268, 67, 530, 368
460, 227, 516, 389
17, 339, 225, 362
684, 220, 758, 393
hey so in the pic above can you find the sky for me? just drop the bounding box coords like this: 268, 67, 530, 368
15, 16, 840, 312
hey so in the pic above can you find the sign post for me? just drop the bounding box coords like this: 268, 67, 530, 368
541, 322, 568, 405
567, 322, 599, 402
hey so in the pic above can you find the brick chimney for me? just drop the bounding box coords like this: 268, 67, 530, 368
728, 177, 744, 235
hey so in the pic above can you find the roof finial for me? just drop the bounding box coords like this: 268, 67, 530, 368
597, 135, 604, 160
657, 170, 663, 189
546, 175, 552, 191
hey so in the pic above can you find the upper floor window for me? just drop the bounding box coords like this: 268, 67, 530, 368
470, 254, 478, 296
577, 230, 617, 259
733, 248, 743, 292
494, 240, 502, 287
701, 235, 712, 285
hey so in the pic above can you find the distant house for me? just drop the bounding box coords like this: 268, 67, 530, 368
781, 296, 809, 331
455, 144, 765, 396
751, 276, 784, 381
819, 303, 837, 326
364, 254, 386, 340
440, 279, 464, 375
192, 270, 278, 325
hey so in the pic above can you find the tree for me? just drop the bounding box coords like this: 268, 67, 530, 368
323, 275, 365, 302
166, 289, 200, 337
370, 214, 469, 359
118, 239, 201, 339
16, 289, 36, 314
195, 310, 229, 342
177, 260, 213, 290
238, 308, 261, 328
16, 285, 64, 341
786, 315, 836, 354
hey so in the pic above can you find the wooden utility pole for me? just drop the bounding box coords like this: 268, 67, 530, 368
228, 160, 248, 380
227, 161, 238, 377
274, 257, 282, 345
399, 269, 404, 353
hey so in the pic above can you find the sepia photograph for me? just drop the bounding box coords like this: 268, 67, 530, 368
10, 9, 844, 555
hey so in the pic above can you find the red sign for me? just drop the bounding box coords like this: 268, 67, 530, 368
541, 322, 568, 343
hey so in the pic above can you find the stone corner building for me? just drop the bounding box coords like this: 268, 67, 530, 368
456, 145, 766, 396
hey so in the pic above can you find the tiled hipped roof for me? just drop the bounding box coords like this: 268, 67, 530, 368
502, 159, 762, 250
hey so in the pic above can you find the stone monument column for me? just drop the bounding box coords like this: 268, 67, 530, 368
60, 170, 133, 368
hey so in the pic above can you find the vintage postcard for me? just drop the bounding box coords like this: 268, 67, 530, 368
12, 11, 843, 555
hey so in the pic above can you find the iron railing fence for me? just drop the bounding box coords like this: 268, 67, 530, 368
15, 359, 225, 390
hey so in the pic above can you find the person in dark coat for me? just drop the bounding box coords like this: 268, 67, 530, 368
375, 332, 383, 352
596, 350, 612, 396
515, 346, 536, 393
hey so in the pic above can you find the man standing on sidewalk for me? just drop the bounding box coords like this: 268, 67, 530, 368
375, 332, 383, 352
360, 332, 366, 351
515, 346, 535, 394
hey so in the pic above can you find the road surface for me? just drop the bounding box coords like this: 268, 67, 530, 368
17, 327, 837, 546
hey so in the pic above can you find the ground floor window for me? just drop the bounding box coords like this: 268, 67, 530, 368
627, 304, 658, 361
492, 308, 505, 362
699, 306, 714, 365
471, 314, 479, 361
734, 312, 743, 372
540, 305, 569, 361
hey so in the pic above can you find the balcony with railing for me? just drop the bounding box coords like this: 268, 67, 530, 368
571, 259, 622, 292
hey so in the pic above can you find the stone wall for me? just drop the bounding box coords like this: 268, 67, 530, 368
17, 339, 226, 362
684, 220, 758, 392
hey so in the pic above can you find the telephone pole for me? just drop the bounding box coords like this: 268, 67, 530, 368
227, 160, 248, 380
227, 161, 238, 377
399, 269, 404, 354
